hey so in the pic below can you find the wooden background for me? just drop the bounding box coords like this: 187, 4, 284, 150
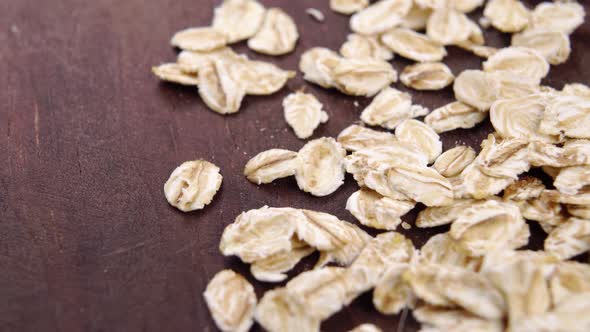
1, 0, 589, 331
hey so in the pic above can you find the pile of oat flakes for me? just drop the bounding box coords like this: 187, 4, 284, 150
155, 0, 590, 331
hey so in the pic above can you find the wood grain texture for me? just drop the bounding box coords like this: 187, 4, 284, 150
0, 0, 588, 331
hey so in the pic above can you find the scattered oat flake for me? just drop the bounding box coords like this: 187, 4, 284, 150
306, 8, 325, 22
198, 59, 246, 114
381, 28, 447, 62
350, 0, 412, 35
511, 29, 571, 65
433, 146, 476, 177
360, 87, 427, 130
170, 27, 227, 52
244, 149, 298, 184
212, 0, 266, 43
330, 0, 369, 15
204, 270, 257, 332
248, 8, 299, 56
152, 63, 199, 86
295, 137, 346, 196
332, 57, 398, 97
340, 34, 394, 61
400, 62, 454, 91
484, 0, 530, 33
163, 160, 222, 212
426, 8, 473, 45
283, 92, 329, 139
425, 101, 486, 134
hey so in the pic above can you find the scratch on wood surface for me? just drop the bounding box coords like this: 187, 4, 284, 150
175, 240, 197, 254
103, 241, 148, 257
33, 102, 40, 146
397, 307, 408, 332
168, 122, 178, 156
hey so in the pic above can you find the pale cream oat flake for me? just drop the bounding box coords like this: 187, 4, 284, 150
562, 83, 590, 98
360, 87, 428, 130
483, 46, 549, 83
244, 149, 298, 184
350, 0, 412, 35
340, 34, 393, 61
545, 218, 590, 260
453, 70, 500, 111
285, 266, 349, 320
204, 270, 257, 332
152, 63, 199, 86
421, 233, 481, 271
346, 188, 414, 230
401, 4, 431, 30
283, 92, 328, 139
170, 27, 227, 52
295, 137, 346, 196
299, 47, 342, 88
381, 28, 447, 62
527, 140, 590, 168
567, 205, 590, 220
476, 135, 530, 180
483, 0, 530, 33
550, 261, 590, 307
347, 232, 416, 295
512, 29, 571, 65
306, 8, 325, 22
539, 95, 590, 139
346, 142, 429, 175
395, 119, 442, 164
425, 101, 486, 134
450, 200, 528, 256
387, 166, 453, 207
554, 166, 590, 196
373, 264, 415, 315
543, 189, 590, 206
337, 124, 397, 152
490, 93, 562, 143
295, 209, 365, 253
219, 206, 299, 263
454, 162, 516, 200
433, 146, 476, 177
230, 58, 295, 95
415, 0, 446, 9
330, 0, 369, 15
250, 238, 314, 282
248, 8, 299, 56
530, 2, 585, 35
163, 160, 222, 212
494, 71, 540, 100
314, 221, 371, 268
503, 176, 545, 201
400, 62, 454, 91
255, 288, 320, 332
332, 58, 397, 97
347, 323, 383, 332
450, 0, 484, 13
426, 8, 473, 45
405, 264, 506, 319
198, 59, 246, 114
483, 256, 553, 326
212, 0, 266, 43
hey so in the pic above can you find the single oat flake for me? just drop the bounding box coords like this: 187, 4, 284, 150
346, 188, 414, 230
381, 28, 447, 63
332, 57, 397, 97
283, 92, 329, 139
198, 59, 246, 114
330, 0, 369, 15
453, 70, 500, 111
387, 166, 454, 207
306, 8, 325, 22
400, 62, 454, 91
250, 238, 315, 282
545, 218, 590, 260
244, 149, 298, 184
511, 29, 571, 65
425, 101, 486, 134
483, 0, 530, 33
295, 137, 346, 196
170, 27, 227, 52
340, 34, 394, 61
152, 63, 199, 86
212, 0, 266, 43
219, 206, 299, 263
395, 119, 442, 164
349, 0, 412, 35
203, 270, 257, 332
299, 47, 342, 89
248, 8, 299, 56
372, 264, 415, 315
231, 58, 295, 96
426, 8, 474, 45
483, 46, 549, 83
401, 3, 431, 30
360, 87, 428, 130
433, 146, 476, 178
529, 2, 586, 35
337, 125, 397, 152
163, 160, 222, 212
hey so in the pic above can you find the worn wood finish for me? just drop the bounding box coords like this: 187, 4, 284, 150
1, 0, 589, 331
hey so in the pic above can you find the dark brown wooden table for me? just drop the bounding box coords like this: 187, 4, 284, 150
1, 0, 589, 331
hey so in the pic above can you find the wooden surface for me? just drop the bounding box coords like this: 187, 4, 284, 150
1, 0, 589, 331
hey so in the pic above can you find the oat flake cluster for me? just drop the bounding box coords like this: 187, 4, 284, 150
154, 0, 590, 331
